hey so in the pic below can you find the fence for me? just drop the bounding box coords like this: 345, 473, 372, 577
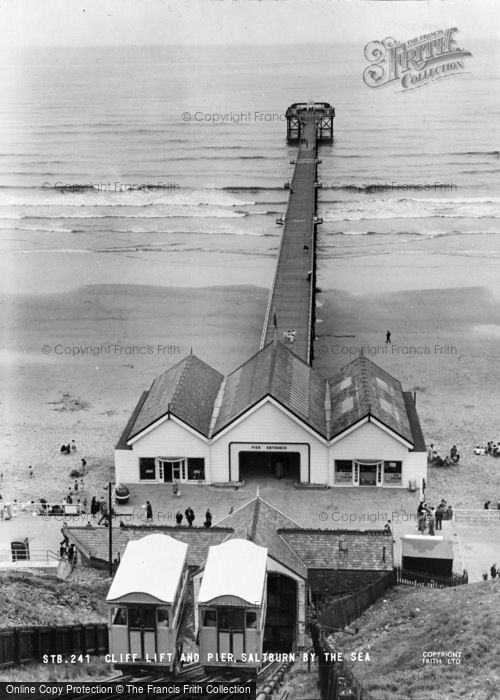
395, 566, 468, 588
308, 571, 397, 699
311, 622, 376, 700
0, 624, 108, 669
0, 549, 60, 565
317, 570, 396, 632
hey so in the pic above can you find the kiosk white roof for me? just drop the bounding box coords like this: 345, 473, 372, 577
198, 539, 268, 605
401, 535, 453, 560
106, 534, 187, 604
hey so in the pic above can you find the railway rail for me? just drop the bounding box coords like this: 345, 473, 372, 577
28, 658, 292, 700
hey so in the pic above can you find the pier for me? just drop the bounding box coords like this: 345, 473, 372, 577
260, 102, 335, 365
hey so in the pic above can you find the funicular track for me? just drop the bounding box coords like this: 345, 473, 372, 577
30, 659, 292, 700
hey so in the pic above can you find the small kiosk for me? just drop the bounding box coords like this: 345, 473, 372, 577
401, 535, 454, 576
106, 534, 188, 672
196, 539, 268, 673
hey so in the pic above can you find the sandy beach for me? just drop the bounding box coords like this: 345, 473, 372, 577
2, 230, 500, 518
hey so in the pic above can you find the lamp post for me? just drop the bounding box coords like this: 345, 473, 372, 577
104, 482, 114, 576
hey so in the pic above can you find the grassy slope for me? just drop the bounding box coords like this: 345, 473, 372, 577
336, 582, 500, 700
0, 571, 108, 628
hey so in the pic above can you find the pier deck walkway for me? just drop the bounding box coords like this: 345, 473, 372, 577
260, 112, 320, 364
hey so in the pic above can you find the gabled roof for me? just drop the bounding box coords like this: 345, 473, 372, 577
106, 534, 187, 603
117, 345, 424, 448
198, 539, 268, 605
128, 354, 224, 440
216, 496, 308, 578
328, 355, 413, 444
64, 526, 230, 568
213, 341, 327, 437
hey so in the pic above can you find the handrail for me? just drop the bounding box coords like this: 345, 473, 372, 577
260, 117, 317, 353
0, 549, 61, 564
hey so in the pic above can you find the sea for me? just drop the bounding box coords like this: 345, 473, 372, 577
0, 42, 499, 294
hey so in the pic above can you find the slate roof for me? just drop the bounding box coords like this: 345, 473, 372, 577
63, 526, 230, 567
66, 504, 391, 576
328, 355, 413, 443
216, 496, 308, 578
403, 392, 427, 452
279, 528, 393, 571
128, 354, 224, 440
213, 341, 327, 438
116, 344, 425, 448
115, 391, 148, 450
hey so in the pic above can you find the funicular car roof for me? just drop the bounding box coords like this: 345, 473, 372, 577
198, 538, 268, 606
106, 533, 188, 604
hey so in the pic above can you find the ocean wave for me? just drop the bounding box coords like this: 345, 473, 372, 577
0, 189, 257, 209
3, 225, 277, 237
221, 186, 285, 192
0, 209, 247, 220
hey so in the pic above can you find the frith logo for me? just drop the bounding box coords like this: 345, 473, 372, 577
363, 28, 472, 90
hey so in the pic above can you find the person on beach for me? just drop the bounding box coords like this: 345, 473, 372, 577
385, 330, 391, 343
484, 500, 491, 510
81, 457, 87, 470
450, 445, 460, 463
427, 444, 434, 462
28, 465, 33, 479
175, 510, 183, 526
71, 440, 77, 453
491, 564, 497, 579
74, 480, 78, 492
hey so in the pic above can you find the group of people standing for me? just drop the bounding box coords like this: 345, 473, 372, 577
90, 496, 111, 525
173, 507, 212, 527
417, 499, 453, 535
484, 564, 499, 580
